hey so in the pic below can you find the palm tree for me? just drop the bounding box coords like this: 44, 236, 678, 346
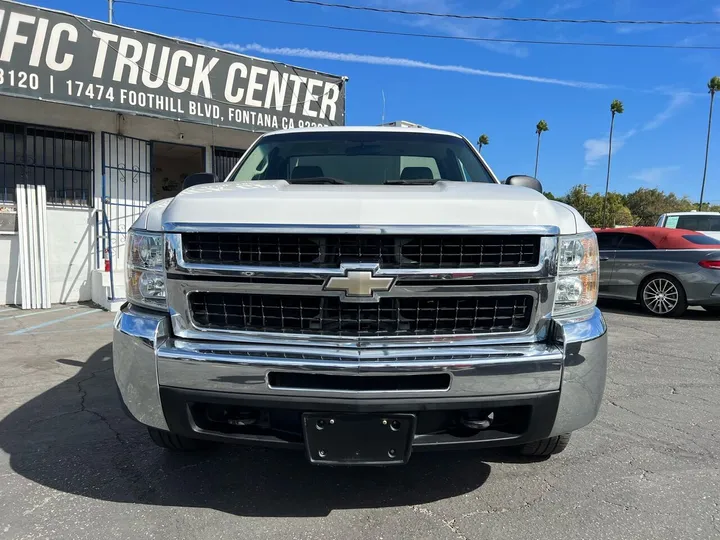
477, 134, 489, 154
534, 120, 549, 178
700, 76, 720, 210
601, 99, 624, 228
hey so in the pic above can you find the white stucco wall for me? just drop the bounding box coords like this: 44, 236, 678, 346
1, 207, 94, 305
0, 95, 260, 305
0, 234, 21, 306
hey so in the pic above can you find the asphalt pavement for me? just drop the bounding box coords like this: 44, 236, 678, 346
0, 302, 718, 540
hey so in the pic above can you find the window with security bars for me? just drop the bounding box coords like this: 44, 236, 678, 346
212, 147, 245, 181
0, 120, 93, 206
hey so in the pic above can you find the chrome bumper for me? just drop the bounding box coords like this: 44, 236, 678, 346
113, 304, 607, 436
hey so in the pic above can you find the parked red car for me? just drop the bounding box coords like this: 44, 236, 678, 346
594, 227, 720, 316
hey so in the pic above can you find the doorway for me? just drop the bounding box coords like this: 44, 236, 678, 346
151, 142, 205, 201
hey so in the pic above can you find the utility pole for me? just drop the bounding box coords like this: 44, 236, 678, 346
108, 0, 114, 23
700, 89, 716, 211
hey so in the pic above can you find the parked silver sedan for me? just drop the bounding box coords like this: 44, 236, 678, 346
596, 227, 720, 317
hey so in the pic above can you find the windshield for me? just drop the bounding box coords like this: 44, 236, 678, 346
227, 131, 496, 184
668, 215, 720, 231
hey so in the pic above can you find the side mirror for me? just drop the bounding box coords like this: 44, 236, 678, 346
183, 172, 218, 190
505, 175, 542, 193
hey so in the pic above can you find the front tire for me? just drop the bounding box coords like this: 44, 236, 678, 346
640, 274, 687, 317
519, 433, 571, 457
147, 427, 214, 451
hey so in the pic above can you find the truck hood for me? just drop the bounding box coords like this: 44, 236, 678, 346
134, 181, 588, 235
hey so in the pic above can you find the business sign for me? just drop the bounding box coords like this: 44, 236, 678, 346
0, 1, 346, 132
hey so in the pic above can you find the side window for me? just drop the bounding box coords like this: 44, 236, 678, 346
597, 233, 619, 251
665, 215, 680, 228
616, 234, 655, 250
682, 234, 720, 246
691, 216, 720, 231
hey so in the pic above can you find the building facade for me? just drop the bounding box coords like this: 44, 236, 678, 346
0, 0, 346, 308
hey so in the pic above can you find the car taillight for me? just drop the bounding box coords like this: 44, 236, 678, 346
699, 260, 720, 269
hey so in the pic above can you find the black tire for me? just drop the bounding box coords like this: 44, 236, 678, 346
639, 274, 687, 317
702, 305, 720, 315
147, 427, 214, 451
519, 433, 571, 457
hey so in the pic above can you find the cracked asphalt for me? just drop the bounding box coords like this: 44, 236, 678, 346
1, 302, 719, 540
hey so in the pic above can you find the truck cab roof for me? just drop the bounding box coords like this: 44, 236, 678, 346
263, 125, 464, 139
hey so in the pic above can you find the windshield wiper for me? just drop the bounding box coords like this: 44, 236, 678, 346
384, 178, 440, 185
286, 177, 348, 185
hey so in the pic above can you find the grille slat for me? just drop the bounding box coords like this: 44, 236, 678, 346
182, 233, 541, 268
189, 292, 533, 337
191, 350, 524, 361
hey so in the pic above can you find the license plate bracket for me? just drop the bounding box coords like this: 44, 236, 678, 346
302, 413, 416, 465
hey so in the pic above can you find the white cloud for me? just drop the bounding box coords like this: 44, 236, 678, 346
583, 129, 636, 166
419, 18, 530, 58
675, 33, 710, 47
373, 0, 529, 57
548, 0, 587, 15
583, 138, 617, 166
642, 91, 692, 131
615, 24, 660, 35
583, 92, 693, 166
198, 40, 610, 89
498, 0, 523, 10
630, 166, 681, 184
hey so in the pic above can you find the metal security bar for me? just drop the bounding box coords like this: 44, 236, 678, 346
100, 133, 152, 298
212, 147, 245, 181
0, 120, 92, 206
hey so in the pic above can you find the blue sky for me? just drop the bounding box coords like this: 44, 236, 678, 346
24, 0, 720, 202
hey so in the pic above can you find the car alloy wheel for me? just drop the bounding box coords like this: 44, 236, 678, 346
642, 277, 679, 315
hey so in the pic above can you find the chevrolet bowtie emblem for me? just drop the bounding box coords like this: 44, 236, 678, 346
324, 271, 394, 298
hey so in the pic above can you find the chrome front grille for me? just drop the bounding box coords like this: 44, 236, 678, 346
181, 232, 541, 269
188, 292, 534, 337
165, 226, 559, 346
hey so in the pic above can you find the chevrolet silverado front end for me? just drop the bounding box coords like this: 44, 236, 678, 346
114, 127, 607, 465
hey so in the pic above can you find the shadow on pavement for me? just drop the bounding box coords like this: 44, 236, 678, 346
0, 343, 493, 517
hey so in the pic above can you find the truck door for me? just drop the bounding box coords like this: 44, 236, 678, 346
609, 233, 657, 299
597, 232, 619, 292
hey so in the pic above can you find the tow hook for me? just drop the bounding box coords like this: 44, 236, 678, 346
461, 412, 494, 430
226, 412, 259, 426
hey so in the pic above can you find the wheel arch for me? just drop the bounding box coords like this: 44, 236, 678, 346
636, 270, 686, 303
637, 272, 688, 317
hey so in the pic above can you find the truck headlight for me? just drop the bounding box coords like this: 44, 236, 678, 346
553, 232, 598, 315
126, 230, 166, 310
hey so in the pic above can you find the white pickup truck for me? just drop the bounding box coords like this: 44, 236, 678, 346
656, 211, 720, 242
114, 126, 607, 465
